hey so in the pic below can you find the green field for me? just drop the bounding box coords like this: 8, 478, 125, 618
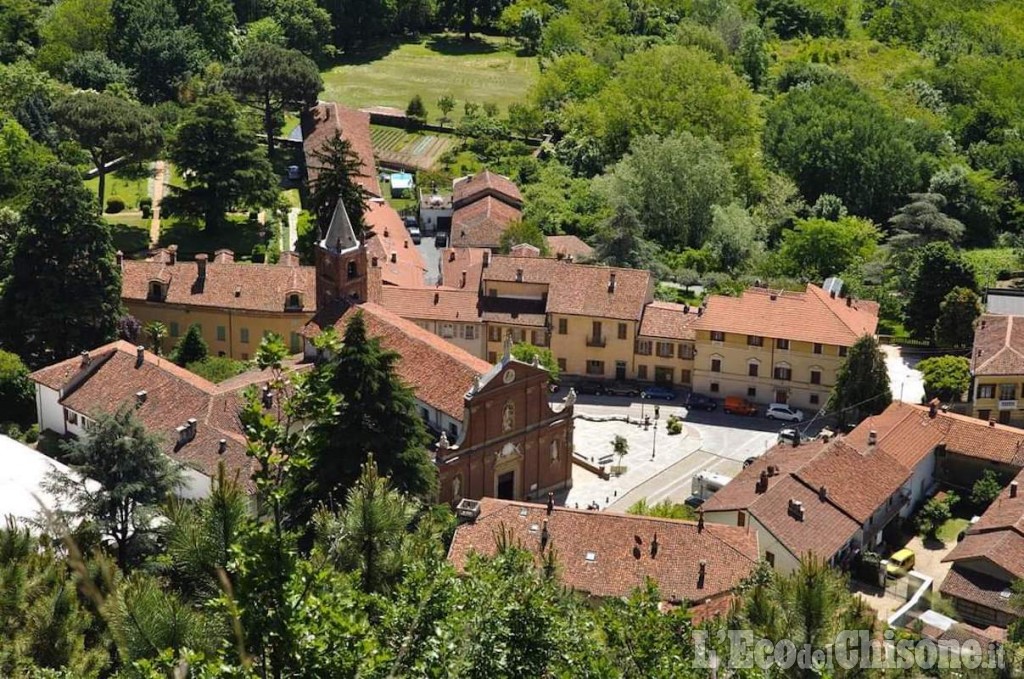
371, 124, 457, 170
105, 214, 151, 254
322, 34, 538, 124
965, 248, 1019, 288
85, 170, 151, 210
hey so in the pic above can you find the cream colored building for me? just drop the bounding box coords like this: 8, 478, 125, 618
969, 314, 1024, 426
691, 284, 879, 409
379, 286, 486, 358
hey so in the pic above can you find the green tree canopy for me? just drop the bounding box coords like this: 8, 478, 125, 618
0, 163, 122, 366
704, 203, 764, 272
970, 469, 1004, 508
592, 203, 662, 271
511, 341, 560, 381
828, 335, 892, 424
905, 242, 978, 341
306, 132, 370, 237
499, 220, 549, 255
223, 43, 323, 156
0, 348, 33, 426
162, 94, 278, 232
888, 192, 966, 250
267, 0, 333, 61
173, 323, 208, 366
934, 286, 982, 347
775, 216, 881, 280
917, 355, 971, 403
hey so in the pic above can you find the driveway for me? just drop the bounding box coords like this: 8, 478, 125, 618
413, 235, 443, 285
883, 345, 925, 404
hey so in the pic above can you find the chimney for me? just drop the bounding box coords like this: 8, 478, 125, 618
757, 469, 769, 494
167, 244, 177, 265
214, 249, 234, 263
697, 307, 703, 317
176, 424, 188, 444
650, 532, 659, 558
483, 251, 491, 267
846, 296, 853, 307
135, 390, 147, 406
608, 272, 617, 293
789, 499, 805, 521
371, 256, 378, 267
404, 239, 409, 249
1011, 481, 1019, 499
928, 398, 939, 418
187, 418, 197, 438
819, 485, 828, 501
830, 290, 836, 299
116, 250, 124, 270
449, 250, 456, 262
384, 227, 389, 237
868, 430, 877, 446
768, 465, 777, 477
547, 492, 554, 515
461, 270, 467, 288
390, 252, 397, 264
195, 253, 208, 278
516, 267, 524, 282
697, 509, 705, 533
697, 560, 706, 589
990, 418, 996, 427
218, 439, 227, 454
136, 344, 145, 366
540, 519, 549, 549
80, 351, 91, 368
770, 293, 777, 301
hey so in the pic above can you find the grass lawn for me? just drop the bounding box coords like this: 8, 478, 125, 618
935, 517, 970, 544
158, 216, 264, 260
380, 179, 417, 215
282, 189, 302, 208
105, 214, 151, 253
322, 33, 538, 125
85, 170, 151, 210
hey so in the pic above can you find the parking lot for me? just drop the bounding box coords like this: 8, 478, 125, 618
560, 393, 821, 511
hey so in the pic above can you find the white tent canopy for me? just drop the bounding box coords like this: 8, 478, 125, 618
0, 434, 96, 527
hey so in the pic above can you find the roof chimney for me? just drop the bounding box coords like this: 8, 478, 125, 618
483, 251, 491, 267
830, 290, 836, 299
116, 250, 124, 270
371, 256, 378, 267
449, 250, 456, 262
547, 492, 554, 515
80, 351, 91, 368
383, 226, 389, 237
136, 344, 145, 366
540, 518, 549, 549
195, 253, 208, 278
698, 560, 706, 589
516, 267, 523, 282
697, 306, 703, 317
219, 438, 227, 454
789, 499, 805, 521
650, 532, 659, 558
757, 469, 769, 494
214, 249, 234, 263
1011, 481, 1019, 499
608, 271, 617, 293
135, 390, 147, 406
404, 239, 409, 248
697, 508, 705, 533
929, 398, 939, 418
461, 270, 467, 288
846, 296, 853, 307
390, 252, 397, 263
868, 430, 877, 446
990, 418, 996, 427
768, 465, 778, 477
434, 292, 440, 305
819, 485, 828, 501
166, 244, 177, 265
187, 418, 197, 437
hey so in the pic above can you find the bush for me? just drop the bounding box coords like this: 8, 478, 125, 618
140, 197, 152, 218
916, 491, 959, 539
186, 356, 247, 383
666, 417, 683, 435
105, 196, 126, 214
22, 424, 38, 443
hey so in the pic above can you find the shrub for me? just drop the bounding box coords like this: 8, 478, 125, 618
916, 491, 959, 539
22, 424, 38, 443
186, 356, 247, 383
140, 197, 152, 218
666, 418, 683, 435
105, 196, 126, 213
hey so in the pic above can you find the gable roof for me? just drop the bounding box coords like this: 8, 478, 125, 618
972, 314, 1024, 376
694, 284, 879, 346
379, 286, 481, 323
451, 196, 523, 249
447, 498, 759, 618
303, 302, 491, 419
452, 169, 522, 209
30, 341, 259, 492
943, 468, 1024, 581
639, 301, 700, 341
940, 566, 1021, 616
121, 256, 316, 315
440, 247, 487, 292
483, 256, 653, 321
303, 102, 381, 197
546, 235, 594, 261
364, 199, 427, 288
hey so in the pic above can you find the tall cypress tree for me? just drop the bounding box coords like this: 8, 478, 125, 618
0, 163, 122, 367
173, 323, 209, 366
828, 335, 892, 425
300, 311, 437, 519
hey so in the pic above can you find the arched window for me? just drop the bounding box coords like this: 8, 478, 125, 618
285, 293, 302, 310
550, 439, 559, 462
773, 362, 792, 381
147, 280, 165, 301
747, 358, 760, 378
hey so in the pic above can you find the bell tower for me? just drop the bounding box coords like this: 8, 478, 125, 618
315, 197, 368, 309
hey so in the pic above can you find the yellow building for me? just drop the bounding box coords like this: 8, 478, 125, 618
121, 248, 317, 359
690, 284, 879, 409
969, 314, 1024, 426
635, 301, 698, 386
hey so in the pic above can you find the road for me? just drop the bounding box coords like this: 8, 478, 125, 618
883, 345, 925, 404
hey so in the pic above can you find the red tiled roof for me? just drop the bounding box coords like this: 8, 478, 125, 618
972, 315, 1024, 376
30, 341, 259, 492
364, 199, 427, 289
639, 301, 700, 340
452, 170, 522, 209
944, 468, 1024, 580
451, 196, 523, 249
303, 102, 381, 197
440, 247, 486, 291
702, 441, 822, 513
379, 286, 481, 323
303, 303, 491, 419
121, 257, 316, 315
694, 285, 879, 346
448, 498, 759, 612
940, 566, 1020, 616
483, 256, 653, 321
546, 235, 594, 261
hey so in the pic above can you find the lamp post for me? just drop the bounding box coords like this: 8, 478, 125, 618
651, 405, 660, 460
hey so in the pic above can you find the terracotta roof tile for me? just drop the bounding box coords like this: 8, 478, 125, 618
694, 285, 879, 346
121, 258, 317, 315
940, 566, 1020, 616
451, 197, 523, 249
943, 468, 1024, 580
379, 286, 481, 322
303, 102, 381, 197
451, 169, 522, 209
971, 315, 1024, 376
364, 199, 427, 288
546, 235, 594, 260
703, 442, 821, 513
303, 303, 491, 419
448, 498, 759, 610
483, 256, 653, 321
439, 247, 486, 291
639, 301, 700, 340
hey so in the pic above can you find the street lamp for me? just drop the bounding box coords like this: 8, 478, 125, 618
651, 405, 660, 460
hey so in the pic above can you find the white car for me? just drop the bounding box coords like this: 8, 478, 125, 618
766, 403, 804, 422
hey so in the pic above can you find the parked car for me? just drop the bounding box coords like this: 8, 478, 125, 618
640, 385, 677, 400
684, 495, 705, 508
723, 396, 758, 416
682, 392, 716, 410
573, 381, 605, 395
403, 215, 419, 229
435, 232, 448, 247
408, 226, 422, 244
777, 428, 812, 445
604, 382, 640, 397
886, 548, 916, 579
766, 403, 805, 422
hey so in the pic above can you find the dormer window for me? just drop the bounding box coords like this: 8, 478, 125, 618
147, 280, 166, 301
285, 292, 302, 310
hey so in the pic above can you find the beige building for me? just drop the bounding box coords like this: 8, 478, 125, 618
636, 301, 698, 386
969, 314, 1024, 426
379, 286, 485, 358
691, 284, 879, 409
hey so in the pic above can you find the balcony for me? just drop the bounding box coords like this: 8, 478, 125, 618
999, 399, 1018, 411
586, 336, 607, 348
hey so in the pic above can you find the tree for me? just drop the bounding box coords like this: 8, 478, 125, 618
301, 311, 437, 521
306, 132, 370, 237
506, 102, 543, 141
829, 335, 892, 424
971, 470, 1004, 508
39, 0, 114, 62
499, 220, 549, 254
51, 92, 163, 208
626, 498, 696, 520
600, 132, 734, 249
934, 287, 982, 347
916, 492, 958, 539
268, 0, 334, 61
592, 204, 662, 270
0, 348, 33, 426
406, 94, 427, 125
117, 314, 143, 344
437, 93, 455, 126
611, 434, 628, 473
0, 164, 122, 367
173, 323, 208, 366
516, 8, 543, 54
162, 94, 278, 232
810, 193, 847, 221
223, 43, 323, 157
888, 192, 966, 250
442, 0, 505, 39
917, 355, 971, 403
775, 216, 881, 280
144, 321, 168, 355
62, 51, 132, 93
704, 203, 764, 272
510, 342, 559, 381
736, 24, 769, 91
905, 242, 978, 341
48, 406, 180, 571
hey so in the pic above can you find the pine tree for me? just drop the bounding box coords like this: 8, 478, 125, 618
173, 323, 208, 366
306, 132, 370, 238
828, 335, 892, 425
905, 242, 978, 340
